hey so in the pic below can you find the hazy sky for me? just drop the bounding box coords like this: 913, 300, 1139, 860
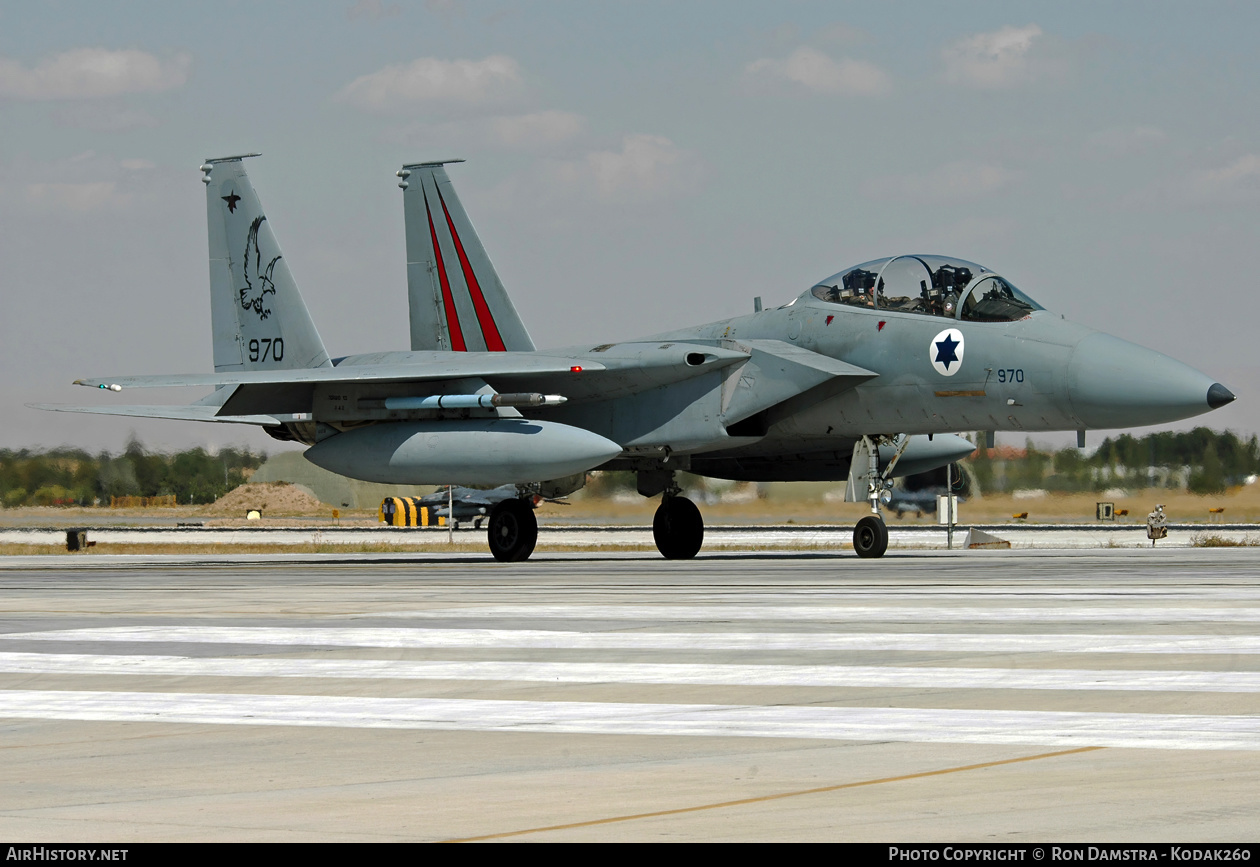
1, 1, 1256, 455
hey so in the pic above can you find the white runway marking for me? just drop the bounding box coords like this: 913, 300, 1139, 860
6, 626, 1259, 655
0, 690, 1254, 750
1, 652, 1257, 692
393, 605, 1260, 623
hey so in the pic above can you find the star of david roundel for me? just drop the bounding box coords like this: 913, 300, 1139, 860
930, 328, 965, 377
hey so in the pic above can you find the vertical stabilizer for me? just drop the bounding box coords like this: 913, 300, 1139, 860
202, 155, 332, 372
399, 161, 535, 352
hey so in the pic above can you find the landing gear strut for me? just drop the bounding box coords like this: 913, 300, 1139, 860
653, 494, 704, 560
487, 498, 538, 562
847, 434, 912, 559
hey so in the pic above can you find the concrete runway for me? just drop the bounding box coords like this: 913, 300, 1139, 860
0, 548, 1257, 841
5, 522, 1258, 548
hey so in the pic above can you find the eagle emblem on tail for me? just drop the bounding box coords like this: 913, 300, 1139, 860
240, 215, 280, 320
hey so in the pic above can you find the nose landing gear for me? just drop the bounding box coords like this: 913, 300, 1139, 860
853, 514, 889, 558
845, 434, 913, 559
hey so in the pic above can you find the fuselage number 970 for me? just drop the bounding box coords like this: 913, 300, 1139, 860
249, 337, 284, 363
997, 368, 1024, 383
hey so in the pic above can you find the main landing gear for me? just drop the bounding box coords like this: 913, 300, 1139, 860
487, 498, 538, 562
637, 467, 704, 559
654, 494, 704, 560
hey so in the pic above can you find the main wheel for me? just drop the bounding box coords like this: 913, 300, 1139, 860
653, 496, 704, 560
853, 514, 889, 559
487, 499, 538, 562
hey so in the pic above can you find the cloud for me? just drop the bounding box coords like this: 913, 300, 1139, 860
488, 111, 584, 148
347, 0, 402, 20
941, 25, 1047, 89
0, 49, 190, 100
816, 23, 866, 46
1187, 154, 1260, 204
50, 103, 160, 132
9, 153, 176, 214
335, 55, 523, 112
863, 161, 1021, 202
1084, 125, 1167, 160
425, 0, 465, 19
393, 110, 585, 151
25, 181, 123, 213
550, 134, 699, 203
745, 47, 890, 96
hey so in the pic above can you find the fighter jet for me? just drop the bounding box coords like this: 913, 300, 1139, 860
36, 155, 1236, 561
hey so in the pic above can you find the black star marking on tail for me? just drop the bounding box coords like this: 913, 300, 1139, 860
222, 192, 241, 212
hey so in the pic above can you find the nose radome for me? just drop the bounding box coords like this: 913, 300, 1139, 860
1207, 383, 1236, 409
1068, 332, 1227, 429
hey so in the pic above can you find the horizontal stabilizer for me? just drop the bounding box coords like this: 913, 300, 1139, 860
72, 354, 607, 391
72, 341, 752, 398
27, 403, 284, 426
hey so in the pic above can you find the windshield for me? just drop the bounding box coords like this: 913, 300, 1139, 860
810, 255, 1043, 321
960, 275, 1042, 322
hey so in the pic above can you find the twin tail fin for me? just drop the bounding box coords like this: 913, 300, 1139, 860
202, 155, 331, 373
399, 161, 534, 352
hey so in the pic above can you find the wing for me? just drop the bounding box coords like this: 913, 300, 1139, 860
72, 353, 603, 390
27, 403, 285, 425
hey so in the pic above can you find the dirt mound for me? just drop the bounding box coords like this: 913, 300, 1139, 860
203, 482, 326, 515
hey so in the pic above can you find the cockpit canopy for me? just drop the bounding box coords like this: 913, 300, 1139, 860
809, 255, 1044, 322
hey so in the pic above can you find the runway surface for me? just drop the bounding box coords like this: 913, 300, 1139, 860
0, 548, 1257, 841
5, 522, 1258, 548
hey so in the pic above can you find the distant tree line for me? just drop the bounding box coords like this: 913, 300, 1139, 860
2, 427, 1255, 506
0, 439, 266, 507
967, 428, 1260, 495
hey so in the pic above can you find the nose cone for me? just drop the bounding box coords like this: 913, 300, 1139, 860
1207, 382, 1236, 409
1068, 332, 1234, 429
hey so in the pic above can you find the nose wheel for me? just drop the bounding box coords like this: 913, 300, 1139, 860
653, 495, 704, 560
853, 514, 889, 558
487, 498, 538, 562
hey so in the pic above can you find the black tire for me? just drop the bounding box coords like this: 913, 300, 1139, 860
487, 499, 538, 562
853, 514, 889, 559
653, 496, 704, 560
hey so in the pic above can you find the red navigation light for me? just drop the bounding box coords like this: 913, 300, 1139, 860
570, 365, 583, 372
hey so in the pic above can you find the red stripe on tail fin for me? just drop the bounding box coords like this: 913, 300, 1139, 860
424, 190, 466, 352
438, 188, 506, 352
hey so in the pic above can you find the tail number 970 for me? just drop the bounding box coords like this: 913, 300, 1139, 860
997, 368, 1024, 383
248, 337, 284, 363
